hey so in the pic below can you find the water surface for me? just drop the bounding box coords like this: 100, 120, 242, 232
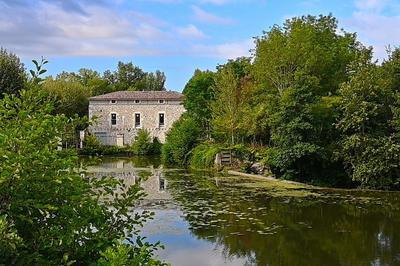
86, 157, 400, 266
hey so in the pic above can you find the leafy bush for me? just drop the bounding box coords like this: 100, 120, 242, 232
190, 143, 223, 169
0, 88, 165, 265
131, 129, 153, 155
84, 133, 101, 148
162, 115, 201, 165
80, 134, 128, 156
152, 137, 162, 154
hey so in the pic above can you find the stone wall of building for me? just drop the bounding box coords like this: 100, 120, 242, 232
88, 99, 185, 145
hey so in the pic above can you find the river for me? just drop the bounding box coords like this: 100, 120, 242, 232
85, 156, 400, 266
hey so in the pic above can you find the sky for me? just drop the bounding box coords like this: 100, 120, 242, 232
1, 0, 400, 91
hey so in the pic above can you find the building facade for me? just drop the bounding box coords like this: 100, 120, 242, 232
88, 91, 185, 146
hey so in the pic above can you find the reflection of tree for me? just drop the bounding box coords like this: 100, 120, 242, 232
165, 171, 400, 266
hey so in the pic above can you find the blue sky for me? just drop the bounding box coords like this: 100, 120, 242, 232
1, 0, 399, 91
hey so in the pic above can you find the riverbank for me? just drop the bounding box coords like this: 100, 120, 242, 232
226, 169, 400, 194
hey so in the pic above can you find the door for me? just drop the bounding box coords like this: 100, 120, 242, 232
116, 134, 124, 147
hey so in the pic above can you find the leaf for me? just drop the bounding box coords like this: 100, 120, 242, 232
30, 70, 35, 77
39, 69, 47, 75
32, 59, 39, 68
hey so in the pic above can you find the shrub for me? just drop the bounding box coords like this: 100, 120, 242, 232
84, 133, 101, 148
190, 143, 223, 169
131, 129, 153, 155
152, 137, 162, 154
162, 115, 201, 165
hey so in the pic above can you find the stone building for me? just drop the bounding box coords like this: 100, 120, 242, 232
88, 91, 185, 146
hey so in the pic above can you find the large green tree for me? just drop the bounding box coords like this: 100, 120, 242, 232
42, 78, 90, 117
211, 58, 253, 145
0, 48, 26, 98
183, 69, 215, 135
253, 15, 362, 182
104, 62, 166, 91
338, 50, 400, 189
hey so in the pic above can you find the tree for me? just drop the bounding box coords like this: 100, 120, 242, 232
143, 71, 166, 91
267, 73, 323, 181
0, 88, 165, 264
103, 62, 166, 91
252, 15, 363, 183
183, 69, 215, 135
0, 48, 26, 98
162, 115, 201, 165
338, 50, 400, 189
253, 15, 359, 96
211, 58, 253, 145
42, 78, 90, 117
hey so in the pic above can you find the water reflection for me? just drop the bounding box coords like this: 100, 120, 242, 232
86, 157, 400, 266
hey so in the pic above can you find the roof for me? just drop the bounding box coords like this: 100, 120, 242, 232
89, 90, 184, 101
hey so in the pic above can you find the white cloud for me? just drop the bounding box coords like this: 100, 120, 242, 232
192, 6, 234, 25
176, 24, 207, 39
343, 0, 400, 60
354, 0, 390, 12
0, 0, 251, 60
0, 1, 169, 57
192, 39, 253, 59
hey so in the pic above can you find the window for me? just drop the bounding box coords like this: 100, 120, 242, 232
111, 100, 117, 104
111, 113, 117, 126
159, 100, 164, 104
134, 113, 141, 128
135, 100, 140, 104
159, 113, 165, 127
159, 177, 165, 191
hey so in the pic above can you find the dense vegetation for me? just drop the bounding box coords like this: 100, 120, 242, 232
81, 129, 162, 156
0, 62, 165, 264
43, 61, 166, 117
0, 48, 26, 98
163, 15, 400, 190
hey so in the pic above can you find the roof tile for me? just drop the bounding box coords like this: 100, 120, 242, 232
89, 90, 184, 101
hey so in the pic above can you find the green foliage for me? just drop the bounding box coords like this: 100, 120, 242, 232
183, 70, 215, 134
251, 14, 363, 183
211, 58, 253, 144
338, 50, 400, 189
253, 14, 359, 96
42, 78, 90, 117
104, 62, 166, 91
131, 129, 154, 155
266, 74, 322, 180
0, 216, 22, 262
152, 137, 163, 155
30, 57, 48, 84
81, 132, 162, 156
0, 88, 165, 264
0, 48, 26, 97
162, 115, 201, 165
98, 241, 167, 266
190, 143, 223, 169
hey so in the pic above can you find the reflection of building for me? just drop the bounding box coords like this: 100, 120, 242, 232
140, 168, 170, 200
88, 91, 185, 146
86, 162, 173, 205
